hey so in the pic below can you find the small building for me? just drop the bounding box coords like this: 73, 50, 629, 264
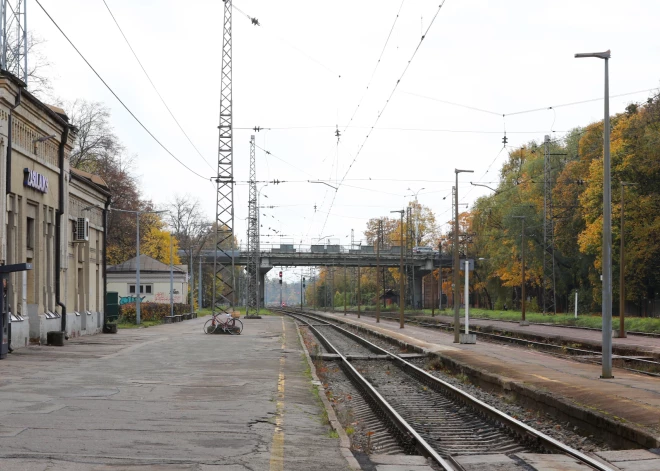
107, 255, 188, 305
375, 289, 400, 306
0, 72, 109, 349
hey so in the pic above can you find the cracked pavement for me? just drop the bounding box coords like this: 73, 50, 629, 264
0, 316, 351, 470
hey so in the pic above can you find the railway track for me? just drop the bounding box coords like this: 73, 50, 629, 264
281, 308, 614, 471
335, 310, 660, 377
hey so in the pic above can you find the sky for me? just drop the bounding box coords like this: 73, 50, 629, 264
29, 0, 660, 268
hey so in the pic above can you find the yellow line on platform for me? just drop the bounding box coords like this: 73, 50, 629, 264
269, 317, 287, 471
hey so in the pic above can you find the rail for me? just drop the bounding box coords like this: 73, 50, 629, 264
283, 308, 615, 471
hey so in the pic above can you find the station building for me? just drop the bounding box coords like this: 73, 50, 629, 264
0, 72, 110, 349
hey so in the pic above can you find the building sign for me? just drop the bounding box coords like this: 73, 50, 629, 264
23, 168, 49, 193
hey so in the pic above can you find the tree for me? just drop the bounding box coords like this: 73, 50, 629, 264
165, 194, 213, 259
65, 99, 163, 266
66, 100, 123, 170
141, 227, 181, 265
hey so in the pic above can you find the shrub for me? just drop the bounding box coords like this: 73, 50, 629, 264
119, 302, 192, 323
527, 297, 540, 313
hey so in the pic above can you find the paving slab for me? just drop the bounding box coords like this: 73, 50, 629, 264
596, 449, 660, 471
375, 466, 434, 471
515, 453, 596, 470
369, 454, 429, 465
0, 316, 352, 471
312, 310, 660, 449
454, 453, 518, 471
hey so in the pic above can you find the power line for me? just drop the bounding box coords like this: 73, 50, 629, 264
101, 0, 215, 172
405, 87, 658, 118
239, 125, 568, 134
402, 91, 501, 116
34, 0, 209, 180
321, 0, 449, 234
503, 87, 658, 117
254, 143, 316, 178
342, 0, 406, 133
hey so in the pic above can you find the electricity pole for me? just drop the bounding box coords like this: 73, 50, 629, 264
575, 49, 612, 378
376, 220, 381, 323
212, 0, 236, 319
245, 135, 260, 318
391, 210, 405, 329
513, 216, 528, 325
454, 169, 473, 342
619, 182, 636, 338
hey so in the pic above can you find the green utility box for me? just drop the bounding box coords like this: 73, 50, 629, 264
105, 291, 120, 332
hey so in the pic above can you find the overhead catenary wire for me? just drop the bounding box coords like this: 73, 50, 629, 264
342, 0, 406, 133
233, 2, 339, 78
101, 0, 215, 173
238, 125, 570, 134
405, 87, 659, 118
320, 0, 449, 235
255, 143, 316, 178
34, 0, 209, 181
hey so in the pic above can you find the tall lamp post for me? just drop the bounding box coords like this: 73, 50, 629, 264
454, 169, 473, 342
111, 208, 168, 325
575, 49, 612, 378
391, 210, 405, 328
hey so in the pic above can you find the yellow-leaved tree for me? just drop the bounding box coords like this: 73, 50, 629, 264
142, 227, 181, 265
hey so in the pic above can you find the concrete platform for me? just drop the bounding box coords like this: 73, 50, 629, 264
0, 316, 354, 470
312, 310, 660, 450
420, 313, 660, 357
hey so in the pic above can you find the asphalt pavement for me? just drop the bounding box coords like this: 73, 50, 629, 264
0, 315, 352, 470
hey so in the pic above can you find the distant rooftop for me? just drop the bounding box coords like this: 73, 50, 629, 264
107, 254, 185, 273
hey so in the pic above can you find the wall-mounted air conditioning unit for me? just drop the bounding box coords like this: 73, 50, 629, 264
74, 217, 89, 242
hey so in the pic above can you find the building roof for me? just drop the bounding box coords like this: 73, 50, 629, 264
107, 254, 186, 274
70, 167, 110, 193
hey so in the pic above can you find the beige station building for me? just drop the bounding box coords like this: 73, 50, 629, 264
0, 72, 110, 350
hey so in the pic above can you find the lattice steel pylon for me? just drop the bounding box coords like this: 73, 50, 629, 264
542, 135, 557, 315
245, 135, 259, 315
0, 0, 28, 84
212, 0, 235, 316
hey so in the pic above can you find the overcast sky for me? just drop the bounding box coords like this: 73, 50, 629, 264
31, 0, 660, 259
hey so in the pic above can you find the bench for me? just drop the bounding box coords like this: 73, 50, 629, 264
163, 316, 175, 324
174, 315, 183, 322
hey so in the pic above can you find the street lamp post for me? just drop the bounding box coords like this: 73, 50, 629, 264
454, 169, 473, 343
575, 49, 613, 378
391, 210, 405, 328
111, 208, 168, 325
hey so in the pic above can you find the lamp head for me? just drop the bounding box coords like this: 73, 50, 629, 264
574, 50, 610, 59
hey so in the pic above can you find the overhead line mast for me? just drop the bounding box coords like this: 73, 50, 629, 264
246, 135, 259, 317
213, 0, 235, 316
0, 0, 28, 84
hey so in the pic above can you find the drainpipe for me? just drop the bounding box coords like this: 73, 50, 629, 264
102, 195, 110, 326
56, 125, 70, 333
5, 88, 21, 195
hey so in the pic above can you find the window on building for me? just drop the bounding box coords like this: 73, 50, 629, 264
129, 284, 152, 294
26, 217, 35, 249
